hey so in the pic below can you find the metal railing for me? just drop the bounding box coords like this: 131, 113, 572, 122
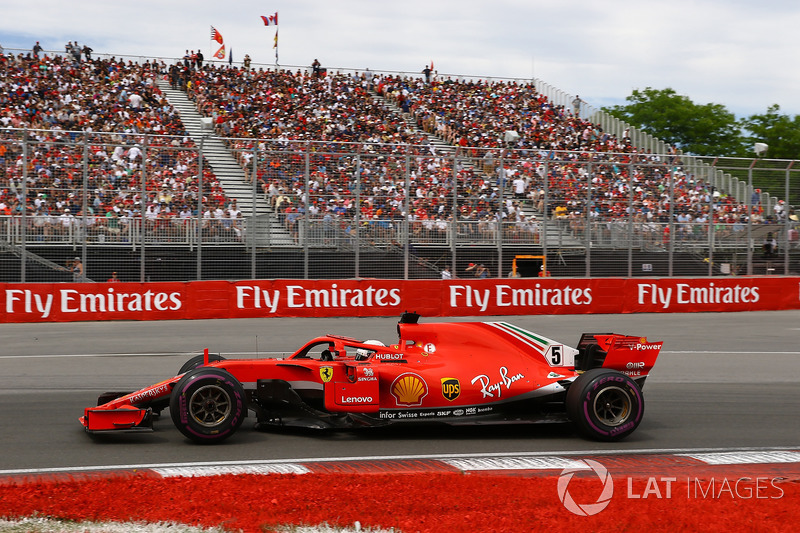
2, 129, 798, 282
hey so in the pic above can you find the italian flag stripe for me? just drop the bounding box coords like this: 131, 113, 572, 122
486, 322, 549, 351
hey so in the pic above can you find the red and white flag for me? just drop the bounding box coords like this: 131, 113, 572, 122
210, 26, 223, 44
261, 12, 278, 26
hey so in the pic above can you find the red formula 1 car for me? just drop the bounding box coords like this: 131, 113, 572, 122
81, 313, 662, 443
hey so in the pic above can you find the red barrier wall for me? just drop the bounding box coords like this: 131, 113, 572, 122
2, 277, 799, 323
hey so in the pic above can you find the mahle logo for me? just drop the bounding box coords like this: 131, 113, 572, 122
557, 459, 614, 516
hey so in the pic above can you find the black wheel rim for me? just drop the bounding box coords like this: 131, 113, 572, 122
188, 384, 232, 427
592, 386, 632, 426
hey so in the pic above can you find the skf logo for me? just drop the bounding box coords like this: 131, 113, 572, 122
391, 373, 428, 406
320, 366, 333, 383
441, 378, 460, 401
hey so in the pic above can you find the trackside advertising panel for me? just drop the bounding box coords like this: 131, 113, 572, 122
2, 278, 799, 323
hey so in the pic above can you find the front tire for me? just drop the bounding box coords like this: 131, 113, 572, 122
170, 368, 246, 444
566, 368, 644, 441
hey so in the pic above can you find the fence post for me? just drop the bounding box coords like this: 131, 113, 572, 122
542, 160, 549, 264
584, 160, 592, 277
708, 162, 715, 276
450, 149, 458, 275
784, 163, 793, 275
746, 164, 754, 275
497, 148, 504, 278
196, 137, 205, 281
140, 135, 148, 283
627, 161, 634, 278
303, 144, 310, 279
20, 132, 28, 282
668, 167, 675, 276
354, 152, 361, 279
80, 134, 89, 275
251, 143, 258, 279
404, 148, 411, 280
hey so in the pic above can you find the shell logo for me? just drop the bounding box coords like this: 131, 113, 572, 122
391, 373, 428, 406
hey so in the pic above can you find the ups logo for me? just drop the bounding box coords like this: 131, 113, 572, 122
441, 378, 460, 401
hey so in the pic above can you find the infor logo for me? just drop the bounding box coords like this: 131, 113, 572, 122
557, 459, 614, 516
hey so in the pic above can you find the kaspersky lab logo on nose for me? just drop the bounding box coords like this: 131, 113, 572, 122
557, 459, 614, 516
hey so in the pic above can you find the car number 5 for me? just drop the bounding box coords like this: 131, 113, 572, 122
550, 345, 562, 365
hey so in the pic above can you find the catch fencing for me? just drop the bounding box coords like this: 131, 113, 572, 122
1, 129, 798, 283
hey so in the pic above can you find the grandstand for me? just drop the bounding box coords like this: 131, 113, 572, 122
1, 46, 798, 281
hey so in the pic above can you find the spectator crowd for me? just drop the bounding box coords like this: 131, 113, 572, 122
1, 43, 790, 249
0, 45, 242, 242
177, 61, 780, 246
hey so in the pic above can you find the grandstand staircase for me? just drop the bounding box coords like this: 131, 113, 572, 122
0, 239, 95, 281
156, 80, 293, 247
156, 79, 584, 252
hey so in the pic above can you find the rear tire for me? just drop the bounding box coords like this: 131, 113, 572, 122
178, 353, 226, 375
170, 368, 246, 444
566, 368, 644, 441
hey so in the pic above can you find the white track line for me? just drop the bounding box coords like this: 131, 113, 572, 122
681, 451, 800, 465
2, 446, 799, 477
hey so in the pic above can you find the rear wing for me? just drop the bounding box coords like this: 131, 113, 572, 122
576, 333, 662, 381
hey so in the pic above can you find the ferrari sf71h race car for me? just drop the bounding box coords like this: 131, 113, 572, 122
81, 313, 662, 443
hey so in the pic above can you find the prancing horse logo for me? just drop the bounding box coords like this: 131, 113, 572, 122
320, 366, 333, 382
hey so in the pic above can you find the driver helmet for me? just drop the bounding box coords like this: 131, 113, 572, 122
355, 339, 385, 360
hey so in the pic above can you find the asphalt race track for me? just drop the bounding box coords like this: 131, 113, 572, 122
1, 311, 799, 473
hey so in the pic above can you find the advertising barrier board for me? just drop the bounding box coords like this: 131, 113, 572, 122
2, 277, 799, 323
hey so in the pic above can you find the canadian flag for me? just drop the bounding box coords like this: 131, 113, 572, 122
261, 12, 278, 26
